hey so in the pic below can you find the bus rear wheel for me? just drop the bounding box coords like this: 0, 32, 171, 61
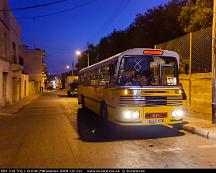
81, 95, 85, 108
99, 102, 110, 135
100, 102, 108, 123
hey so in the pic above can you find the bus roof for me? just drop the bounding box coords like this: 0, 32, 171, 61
79, 48, 180, 73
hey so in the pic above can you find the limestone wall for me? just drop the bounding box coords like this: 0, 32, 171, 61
180, 73, 212, 121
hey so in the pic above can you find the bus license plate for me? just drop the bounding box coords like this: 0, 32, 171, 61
148, 119, 164, 125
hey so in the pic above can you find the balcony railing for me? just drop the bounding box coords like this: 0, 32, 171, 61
19, 56, 24, 66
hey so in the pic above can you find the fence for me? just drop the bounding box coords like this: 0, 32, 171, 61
155, 27, 213, 121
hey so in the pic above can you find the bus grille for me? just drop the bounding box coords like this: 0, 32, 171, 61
119, 96, 182, 106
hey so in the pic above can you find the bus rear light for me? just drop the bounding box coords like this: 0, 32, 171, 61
143, 50, 163, 55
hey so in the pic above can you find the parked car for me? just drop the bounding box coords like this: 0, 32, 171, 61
67, 83, 78, 97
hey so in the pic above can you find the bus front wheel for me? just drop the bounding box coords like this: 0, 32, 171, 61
173, 123, 183, 130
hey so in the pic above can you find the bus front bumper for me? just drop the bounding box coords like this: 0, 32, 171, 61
113, 106, 183, 126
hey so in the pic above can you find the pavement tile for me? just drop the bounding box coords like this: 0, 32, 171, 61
183, 114, 216, 141
0, 94, 42, 116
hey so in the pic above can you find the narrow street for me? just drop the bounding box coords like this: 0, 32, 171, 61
0, 90, 215, 168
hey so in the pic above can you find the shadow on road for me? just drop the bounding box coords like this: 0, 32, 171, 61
58, 95, 69, 98
58, 94, 77, 98
77, 108, 185, 142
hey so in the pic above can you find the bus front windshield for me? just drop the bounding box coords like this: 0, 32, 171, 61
118, 56, 178, 86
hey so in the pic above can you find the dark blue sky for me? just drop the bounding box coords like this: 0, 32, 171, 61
9, 0, 169, 74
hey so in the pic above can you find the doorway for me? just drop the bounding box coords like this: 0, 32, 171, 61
2, 72, 7, 106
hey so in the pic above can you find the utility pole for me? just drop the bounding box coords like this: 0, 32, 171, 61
87, 51, 90, 67
72, 61, 74, 76
212, 0, 216, 123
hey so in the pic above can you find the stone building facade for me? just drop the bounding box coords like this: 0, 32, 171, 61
0, 0, 47, 109
0, 0, 24, 108
22, 46, 47, 92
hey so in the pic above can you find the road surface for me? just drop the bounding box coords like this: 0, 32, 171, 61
0, 90, 216, 168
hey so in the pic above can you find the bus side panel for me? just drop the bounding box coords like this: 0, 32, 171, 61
101, 88, 120, 122
81, 86, 101, 116
84, 97, 101, 116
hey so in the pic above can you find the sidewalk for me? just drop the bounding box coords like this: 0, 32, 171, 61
183, 114, 216, 141
0, 94, 41, 116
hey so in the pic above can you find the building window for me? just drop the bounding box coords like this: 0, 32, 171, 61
19, 56, 24, 66
3, 33, 7, 59
12, 42, 17, 64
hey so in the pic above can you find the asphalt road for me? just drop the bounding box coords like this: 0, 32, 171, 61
0, 90, 216, 168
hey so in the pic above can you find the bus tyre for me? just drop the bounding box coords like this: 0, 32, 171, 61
100, 102, 108, 123
173, 123, 183, 130
67, 92, 71, 97
99, 102, 109, 136
81, 96, 85, 108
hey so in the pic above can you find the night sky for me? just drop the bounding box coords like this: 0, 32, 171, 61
9, 0, 169, 75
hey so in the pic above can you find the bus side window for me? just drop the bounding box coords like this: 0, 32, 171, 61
109, 62, 117, 87
79, 73, 84, 85
84, 72, 91, 86
161, 65, 176, 85
99, 66, 109, 86
91, 69, 99, 86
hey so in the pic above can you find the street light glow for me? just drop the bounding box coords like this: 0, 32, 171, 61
66, 65, 70, 69
76, 50, 81, 56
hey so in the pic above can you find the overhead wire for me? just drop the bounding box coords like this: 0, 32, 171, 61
14, 0, 97, 19
0, 0, 68, 11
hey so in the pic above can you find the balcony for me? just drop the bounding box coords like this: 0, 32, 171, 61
10, 56, 24, 72
19, 57, 24, 66
10, 63, 23, 72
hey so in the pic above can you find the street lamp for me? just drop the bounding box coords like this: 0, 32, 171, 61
66, 65, 70, 69
76, 50, 90, 67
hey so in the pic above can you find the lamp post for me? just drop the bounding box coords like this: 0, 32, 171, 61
72, 61, 74, 76
212, 0, 216, 124
76, 50, 90, 67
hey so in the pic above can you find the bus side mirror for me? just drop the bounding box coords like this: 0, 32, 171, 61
182, 91, 187, 100
180, 83, 187, 100
109, 64, 115, 76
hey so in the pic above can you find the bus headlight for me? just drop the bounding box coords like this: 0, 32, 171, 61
172, 110, 184, 120
123, 111, 140, 120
